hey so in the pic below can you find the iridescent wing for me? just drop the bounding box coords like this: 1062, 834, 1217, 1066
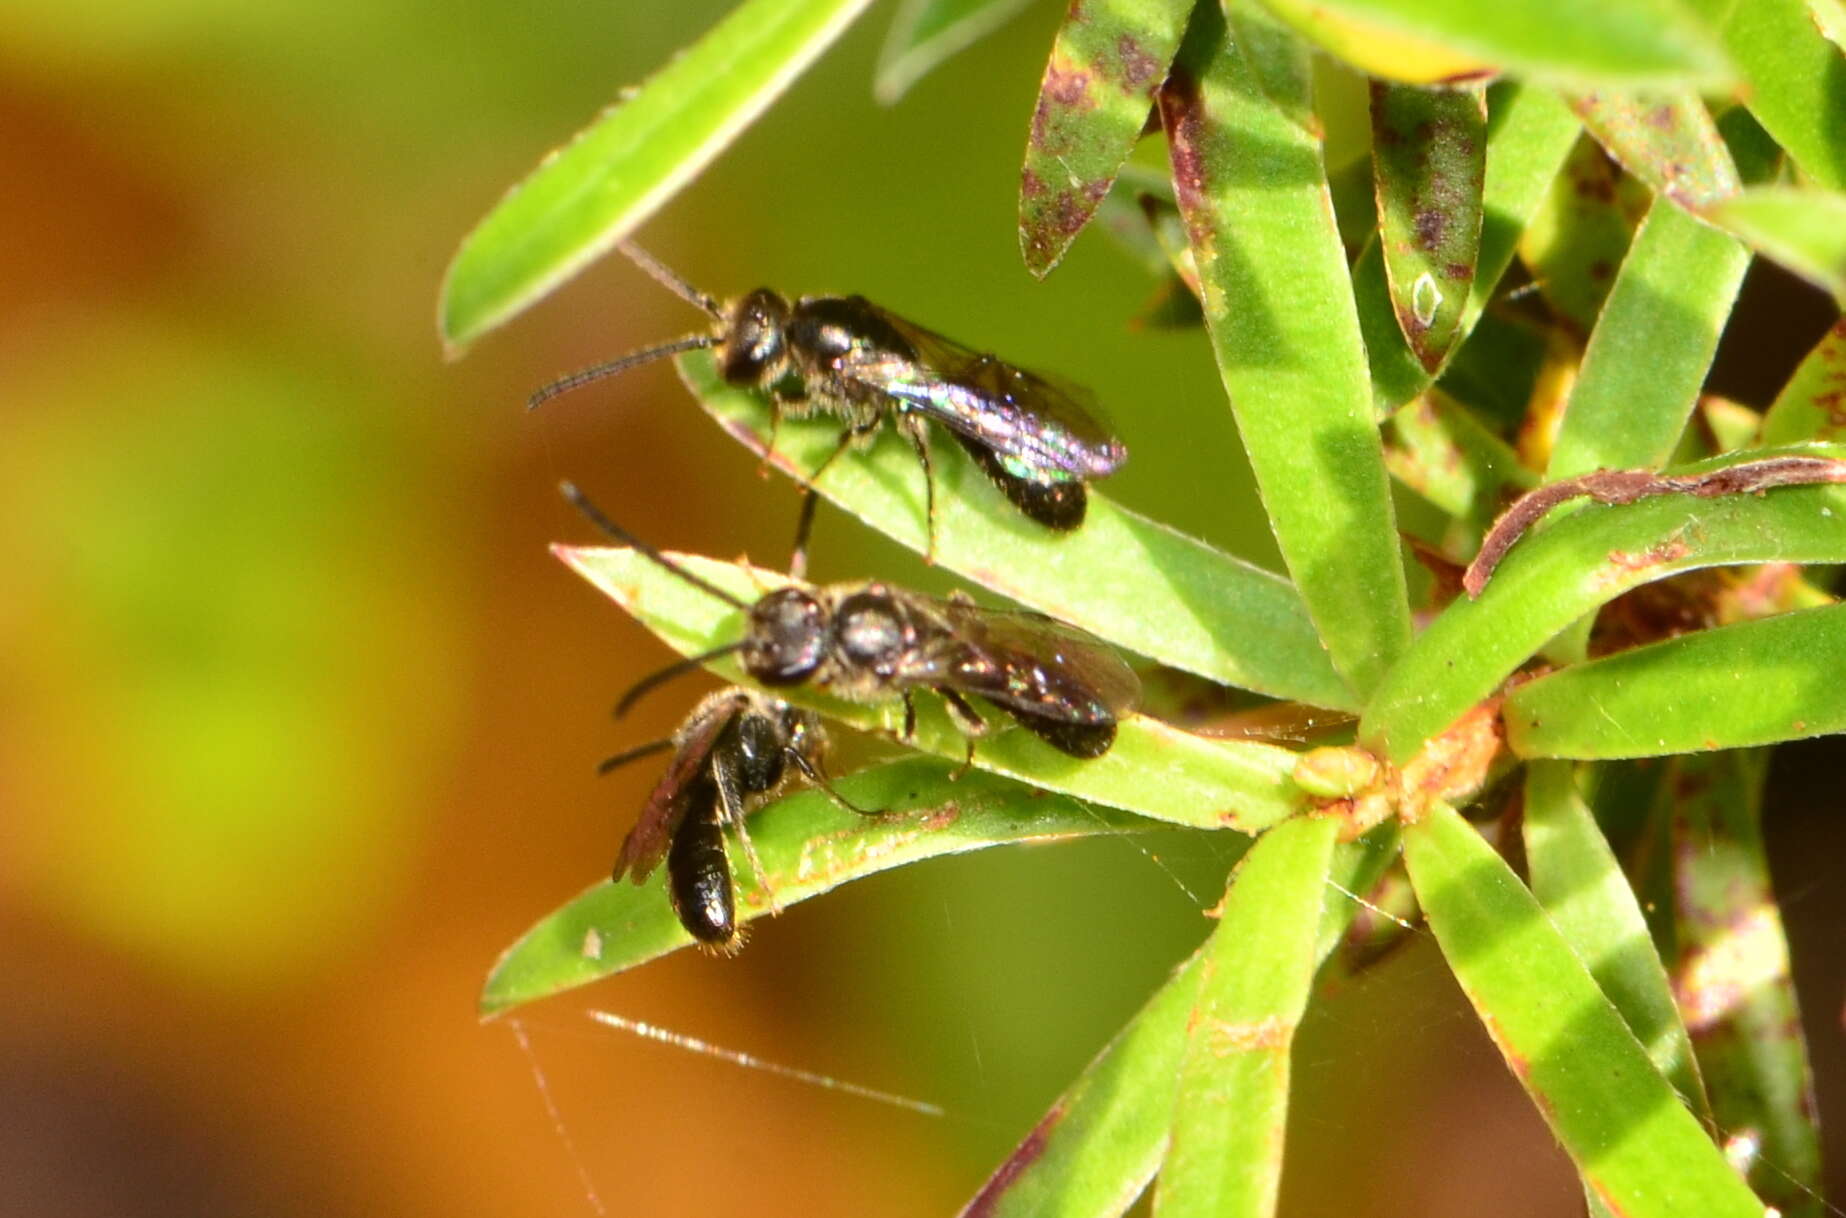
836, 301, 1127, 480
611, 695, 740, 885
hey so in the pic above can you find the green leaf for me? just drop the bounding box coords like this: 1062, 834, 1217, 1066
875, 0, 1036, 104
1362, 83, 1580, 411
1522, 763, 1710, 1124
1544, 195, 1750, 478
1760, 318, 1846, 446
1505, 603, 1846, 758
1155, 815, 1338, 1218
1018, 0, 1195, 277
1403, 802, 1767, 1218
1369, 82, 1488, 373
679, 352, 1357, 711
560, 544, 1308, 830
1689, 0, 1846, 190
1360, 447, 1846, 762
1570, 91, 1739, 213
1667, 752, 1825, 1216
1710, 186, 1846, 304
480, 758, 1150, 1014
958, 831, 1398, 1218
1383, 389, 1538, 534
1162, 1, 1411, 698
1254, 0, 1734, 90
1812, 0, 1846, 52
1517, 134, 1650, 334
438, 0, 876, 350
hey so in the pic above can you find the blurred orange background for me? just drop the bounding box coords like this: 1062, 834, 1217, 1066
1, 2, 1839, 1215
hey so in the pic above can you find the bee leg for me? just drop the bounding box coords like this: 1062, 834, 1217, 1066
937, 687, 986, 779
902, 691, 917, 742
900, 415, 937, 564
713, 750, 781, 918
785, 748, 885, 816
788, 486, 820, 581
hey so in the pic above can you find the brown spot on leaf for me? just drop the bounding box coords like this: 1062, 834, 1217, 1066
1115, 33, 1162, 93
1020, 167, 1047, 199
1413, 207, 1447, 252
1042, 58, 1093, 109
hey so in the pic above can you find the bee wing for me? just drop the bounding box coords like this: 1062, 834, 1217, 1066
896, 599, 1141, 725
840, 305, 1127, 480
612, 698, 738, 885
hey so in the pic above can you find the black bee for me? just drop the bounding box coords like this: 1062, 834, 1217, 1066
531, 245, 1128, 552
564, 483, 1140, 761
598, 687, 835, 952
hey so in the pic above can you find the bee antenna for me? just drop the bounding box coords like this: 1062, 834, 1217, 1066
614, 643, 746, 718
596, 737, 674, 775
619, 241, 726, 321
558, 481, 752, 611
526, 334, 716, 411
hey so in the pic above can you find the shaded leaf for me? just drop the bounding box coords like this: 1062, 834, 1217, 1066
439, 0, 875, 350
1571, 91, 1739, 213
1360, 446, 1846, 762
1370, 82, 1488, 371
1383, 388, 1538, 536
1710, 186, 1846, 304
560, 544, 1308, 830
1667, 751, 1825, 1217
481, 758, 1150, 1014
1522, 762, 1710, 1124
1404, 802, 1768, 1218
1018, 0, 1194, 277
1362, 82, 1581, 411
678, 351, 1356, 710
1689, 0, 1846, 191
1516, 134, 1649, 334
1506, 603, 1846, 758
1255, 0, 1733, 89
1760, 318, 1846, 445
1162, 0, 1411, 698
1155, 816, 1338, 1218
875, 0, 1037, 104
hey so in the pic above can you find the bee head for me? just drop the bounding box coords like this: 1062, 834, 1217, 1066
742, 588, 828, 686
718, 289, 791, 386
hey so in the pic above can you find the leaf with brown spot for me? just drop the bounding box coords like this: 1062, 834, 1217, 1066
1761, 317, 1846, 444
1370, 81, 1487, 372
1571, 91, 1740, 213
1517, 133, 1651, 334
1018, 0, 1194, 277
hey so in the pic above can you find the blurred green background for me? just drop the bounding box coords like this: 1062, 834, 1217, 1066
1, 2, 1839, 1215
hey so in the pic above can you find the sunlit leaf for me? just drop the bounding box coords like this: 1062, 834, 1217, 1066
1163, 0, 1411, 698
875, 0, 1037, 104
1688, 0, 1846, 191
1570, 91, 1738, 213
1404, 803, 1768, 1218
480, 759, 1151, 1014
560, 544, 1308, 830
439, 0, 876, 350
1710, 186, 1846, 304
1361, 446, 1846, 762
1255, 0, 1732, 89
1505, 603, 1846, 758
679, 351, 1357, 711
1370, 82, 1488, 371
1018, 0, 1194, 276
1760, 318, 1846, 446
1517, 135, 1650, 334
1812, 0, 1846, 52
1384, 389, 1537, 536
1155, 815, 1338, 1218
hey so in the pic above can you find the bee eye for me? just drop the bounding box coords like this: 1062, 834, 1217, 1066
720, 289, 789, 384
743, 589, 825, 686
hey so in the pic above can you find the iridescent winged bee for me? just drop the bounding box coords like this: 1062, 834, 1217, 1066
531, 245, 1128, 555
563, 483, 1141, 761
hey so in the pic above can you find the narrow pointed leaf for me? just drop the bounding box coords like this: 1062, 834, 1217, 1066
1384, 389, 1537, 532
1254, 0, 1733, 89
1360, 447, 1846, 762
1362, 83, 1580, 410
481, 759, 1149, 1014
1710, 187, 1846, 304
1544, 196, 1751, 478
438, 0, 875, 350
1690, 0, 1846, 190
679, 352, 1356, 711
1506, 603, 1846, 758
1155, 815, 1338, 1218
560, 545, 1307, 830
960, 832, 1397, 1218
1517, 135, 1650, 334
1570, 92, 1739, 213
1668, 752, 1825, 1216
1018, 0, 1195, 277
1403, 803, 1767, 1218
1370, 82, 1488, 372
1523, 763, 1710, 1124
1760, 318, 1846, 446
1163, 0, 1411, 697
875, 0, 1037, 104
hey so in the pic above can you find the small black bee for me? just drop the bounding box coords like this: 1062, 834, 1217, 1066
564, 482, 1140, 761
531, 245, 1128, 552
599, 687, 837, 952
